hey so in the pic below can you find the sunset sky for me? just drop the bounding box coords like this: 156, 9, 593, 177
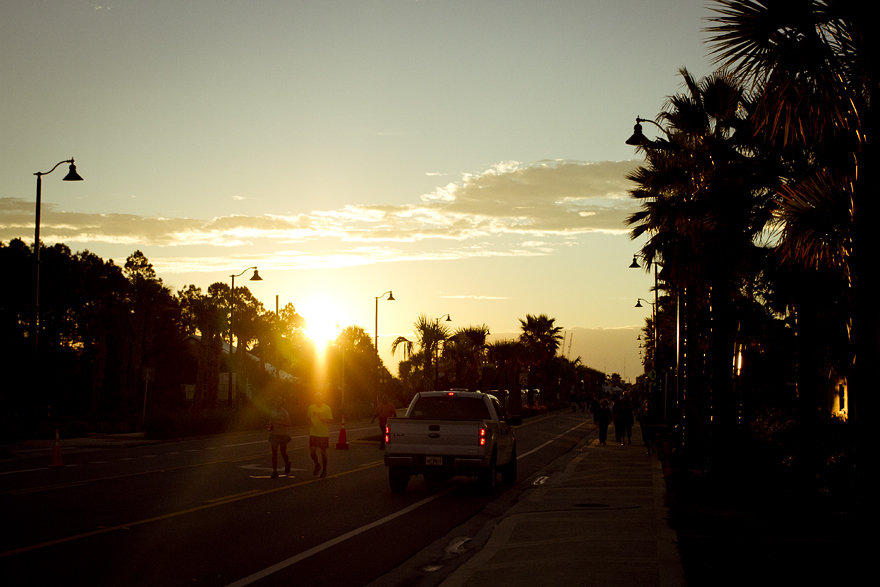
1, 0, 715, 381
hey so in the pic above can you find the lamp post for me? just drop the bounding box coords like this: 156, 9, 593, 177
374, 290, 395, 404
374, 290, 395, 351
635, 297, 657, 367
631, 253, 681, 423
33, 159, 83, 348
630, 255, 664, 408
229, 267, 262, 407
434, 314, 451, 390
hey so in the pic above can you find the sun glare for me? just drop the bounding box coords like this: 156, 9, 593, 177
302, 298, 341, 345
307, 317, 339, 345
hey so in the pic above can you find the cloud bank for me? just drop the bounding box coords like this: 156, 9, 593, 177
1, 159, 639, 272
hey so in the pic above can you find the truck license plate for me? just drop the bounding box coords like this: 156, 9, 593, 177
426, 456, 443, 466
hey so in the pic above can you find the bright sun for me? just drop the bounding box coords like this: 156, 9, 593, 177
302, 299, 341, 345
307, 318, 339, 345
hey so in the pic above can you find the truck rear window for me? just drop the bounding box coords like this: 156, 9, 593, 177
408, 396, 491, 420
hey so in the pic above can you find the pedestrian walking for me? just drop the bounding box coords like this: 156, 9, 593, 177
307, 393, 333, 478
612, 397, 624, 444
371, 395, 397, 450
638, 399, 658, 454
596, 400, 612, 445
268, 396, 292, 478
616, 397, 634, 445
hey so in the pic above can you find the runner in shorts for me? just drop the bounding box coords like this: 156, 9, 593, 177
268, 396, 292, 478
307, 393, 333, 477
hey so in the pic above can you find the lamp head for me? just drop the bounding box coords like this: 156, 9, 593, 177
629, 255, 640, 269
625, 121, 646, 146
386, 291, 395, 301
63, 161, 83, 181
250, 269, 263, 281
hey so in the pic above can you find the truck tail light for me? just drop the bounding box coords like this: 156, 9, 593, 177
385, 425, 390, 445
479, 427, 486, 446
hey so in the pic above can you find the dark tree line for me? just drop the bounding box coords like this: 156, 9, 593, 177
0, 241, 392, 437
626, 1, 866, 496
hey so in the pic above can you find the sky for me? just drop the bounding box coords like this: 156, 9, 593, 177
1, 0, 717, 383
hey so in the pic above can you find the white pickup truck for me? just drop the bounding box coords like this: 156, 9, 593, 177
383, 390, 521, 493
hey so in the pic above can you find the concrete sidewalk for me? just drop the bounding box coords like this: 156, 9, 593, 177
439, 425, 683, 587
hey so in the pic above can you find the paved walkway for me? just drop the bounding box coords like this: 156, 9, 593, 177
439, 424, 683, 587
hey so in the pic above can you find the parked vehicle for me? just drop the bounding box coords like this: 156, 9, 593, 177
383, 390, 521, 493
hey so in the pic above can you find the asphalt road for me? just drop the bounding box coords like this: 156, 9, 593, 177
0, 411, 595, 586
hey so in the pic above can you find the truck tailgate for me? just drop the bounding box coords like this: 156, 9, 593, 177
386, 419, 486, 457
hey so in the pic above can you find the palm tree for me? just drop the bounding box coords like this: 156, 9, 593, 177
518, 314, 563, 402
443, 324, 491, 390
390, 336, 413, 361
178, 284, 226, 412
411, 315, 451, 391
487, 339, 526, 414
627, 67, 778, 462
707, 0, 874, 422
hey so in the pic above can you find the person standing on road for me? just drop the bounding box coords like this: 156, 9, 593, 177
268, 396, 292, 478
308, 393, 333, 477
371, 395, 397, 450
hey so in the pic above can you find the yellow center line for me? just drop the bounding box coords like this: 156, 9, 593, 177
6, 481, 89, 495
0, 461, 385, 559
204, 489, 264, 503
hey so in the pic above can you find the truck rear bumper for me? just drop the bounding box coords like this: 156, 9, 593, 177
384, 455, 489, 469
384, 456, 413, 467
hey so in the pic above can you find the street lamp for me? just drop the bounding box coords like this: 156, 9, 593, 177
630, 255, 662, 400
635, 297, 657, 364
626, 116, 672, 147
374, 290, 395, 350
631, 254, 681, 422
229, 267, 262, 406
33, 159, 83, 348
374, 290, 395, 405
434, 314, 451, 390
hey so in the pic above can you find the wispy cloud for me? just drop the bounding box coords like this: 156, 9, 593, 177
440, 294, 511, 300
1, 159, 639, 272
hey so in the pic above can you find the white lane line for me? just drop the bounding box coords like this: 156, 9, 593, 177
225, 419, 588, 586
0, 467, 52, 475
224, 487, 456, 587
516, 421, 588, 460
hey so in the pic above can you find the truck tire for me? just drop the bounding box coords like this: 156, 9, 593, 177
477, 453, 496, 494
389, 466, 410, 493
501, 444, 517, 484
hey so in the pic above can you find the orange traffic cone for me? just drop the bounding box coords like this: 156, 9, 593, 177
51, 428, 63, 467
335, 416, 350, 450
